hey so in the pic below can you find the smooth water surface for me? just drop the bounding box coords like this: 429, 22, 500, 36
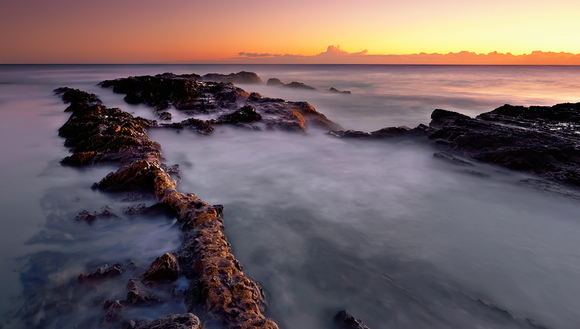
1, 64, 580, 328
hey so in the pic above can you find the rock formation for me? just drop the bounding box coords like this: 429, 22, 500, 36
100, 73, 342, 133
54, 87, 280, 329
331, 103, 580, 187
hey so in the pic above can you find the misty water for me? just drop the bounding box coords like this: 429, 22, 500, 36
1, 64, 580, 328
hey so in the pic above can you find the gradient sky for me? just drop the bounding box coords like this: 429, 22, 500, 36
1, 0, 579, 64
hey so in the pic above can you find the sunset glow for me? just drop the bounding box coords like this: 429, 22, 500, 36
1, 0, 579, 64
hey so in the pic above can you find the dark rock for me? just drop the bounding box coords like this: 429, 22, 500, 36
54, 87, 102, 111
201, 71, 264, 84
158, 111, 172, 120
333, 310, 370, 329
74, 206, 119, 223
142, 253, 180, 282
283, 81, 316, 90
433, 152, 475, 166
102, 299, 125, 324
427, 103, 580, 186
133, 313, 202, 329
160, 118, 214, 135
78, 263, 124, 285
93, 160, 172, 193
266, 78, 285, 86
217, 106, 262, 124
126, 279, 165, 306
123, 203, 148, 215
100, 75, 249, 113
75, 210, 97, 223
329, 87, 351, 94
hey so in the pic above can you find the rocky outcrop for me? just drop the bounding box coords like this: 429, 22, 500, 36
54, 87, 102, 112
100, 73, 343, 134
333, 310, 370, 329
266, 78, 285, 86
78, 263, 124, 285
331, 102, 580, 187
55, 88, 280, 329
329, 87, 351, 94
100, 75, 250, 114
201, 71, 264, 84
283, 81, 317, 90
142, 253, 180, 283
428, 104, 580, 186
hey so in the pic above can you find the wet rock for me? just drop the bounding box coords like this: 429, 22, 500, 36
123, 203, 148, 215
329, 87, 351, 94
333, 310, 370, 329
433, 152, 475, 166
283, 81, 316, 90
217, 105, 262, 124
74, 206, 119, 223
78, 263, 124, 285
100, 75, 249, 112
102, 299, 125, 324
142, 253, 180, 283
427, 104, 580, 186
133, 313, 202, 329
266, 78, 285, 86
126, 279, 165, 306
54, 87, 102, 112
75, 210, 97, 223
160, 118, 214, 135
158, 111, 172, 120
202, 71, 264, 84
93, 160, 172, 193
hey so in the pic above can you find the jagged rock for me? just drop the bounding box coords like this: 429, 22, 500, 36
333, 310, 370, 329
217, 106, 262, 124
133, 313, 202, 329
201, 71, 264, 84
283, 81, 316, 90
160, 118, 214, 135
100, 75, 250, 112
126, 279, 165, 306
74, 206, 119, 223
266, 78, 285, 86
78, 263, 124, 285
329, 87, 351, 94
123, 203, 148, 215
427, 104, 580, 186
54, 87, 102, 112
142, 253, 180, 282
158, 111, 172, 120
93, 160, 171, 192
102, 299, 125, 324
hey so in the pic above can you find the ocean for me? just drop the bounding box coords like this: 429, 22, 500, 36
1, 64, 580, 329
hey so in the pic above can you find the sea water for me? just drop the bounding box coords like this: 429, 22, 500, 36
1, 64, 580, 328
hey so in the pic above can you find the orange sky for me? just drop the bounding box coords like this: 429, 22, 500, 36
1, 0, 579, 64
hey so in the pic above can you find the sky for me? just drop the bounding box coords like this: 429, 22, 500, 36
1, 0, 579, 64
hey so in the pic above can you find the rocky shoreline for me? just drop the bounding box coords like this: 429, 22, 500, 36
54, 86, 279, 329
35, 71, 579, 329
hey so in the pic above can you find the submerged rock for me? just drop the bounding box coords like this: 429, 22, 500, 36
333, 310, 370, 329
329, 87, 351, 94
283, 81, 317, 90
201, 71, 264, 84
266, 78, 285, 86
133, 313, 202, 329
78, 263, 124, 285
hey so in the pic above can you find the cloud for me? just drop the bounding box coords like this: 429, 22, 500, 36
223, 46, 580, 65
316, 45, 368, 57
